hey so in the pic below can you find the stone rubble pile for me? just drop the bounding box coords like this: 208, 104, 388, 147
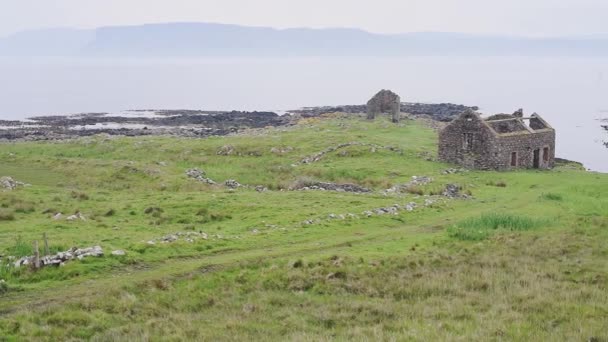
224, 179, 242, 189
384, 176, 433, 194
293, 182, 372, 193
12, 246, 103, 268
443, 184, 470, 198
0, 176, 27, 190
216, 145, 236, 156
66, 212, 86, 221
363, 202, 418, 217
186, 168, 216, 184
147, 231, 210, 245
303, 198, 444, 226
442, 168, 468, 174
255, 185, 268, 192
270, 146, 294, 154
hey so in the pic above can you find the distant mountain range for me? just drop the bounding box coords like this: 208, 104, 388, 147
1, 22, 607, 57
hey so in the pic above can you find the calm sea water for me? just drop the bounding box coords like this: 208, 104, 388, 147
0, 57, 606, 172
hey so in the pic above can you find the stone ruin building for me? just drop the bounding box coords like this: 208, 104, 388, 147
367, 89, 401, 123
438, 109, 555, 170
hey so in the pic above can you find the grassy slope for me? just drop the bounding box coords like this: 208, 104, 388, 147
0, 115, 606, 341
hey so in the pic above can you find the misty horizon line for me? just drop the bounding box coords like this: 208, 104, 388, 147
2, 21, 607, 58
3, 21, 607, 40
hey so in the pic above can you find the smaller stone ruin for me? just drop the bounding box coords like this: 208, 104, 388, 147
367, 89, 401, 123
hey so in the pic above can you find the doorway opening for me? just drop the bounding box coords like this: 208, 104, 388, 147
533, 149, 540, 168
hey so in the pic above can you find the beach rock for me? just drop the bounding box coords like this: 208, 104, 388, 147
288, 102, 476, 122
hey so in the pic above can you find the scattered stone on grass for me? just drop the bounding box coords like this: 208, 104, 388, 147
255, 185, 268, 192
443, 168, 468, 174
292, 182, 371, 193
147, 231, 211, 245
111, 250, 126, 256
225, 179, 241, 189
216, 145, 235, 156
443, 184, 470, 198
66, 212, 86, 221
12, 246, 103, 269
186, 168, 216, 184
384, 175, 433, 195
270, 146, 294, 154
0, 176, 27, 191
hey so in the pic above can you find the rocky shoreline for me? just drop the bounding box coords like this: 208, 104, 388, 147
0, 103, 476, 141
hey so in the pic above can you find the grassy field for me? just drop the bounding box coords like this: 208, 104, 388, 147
0, 114, 607, 341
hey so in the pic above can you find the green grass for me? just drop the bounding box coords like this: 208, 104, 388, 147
0, 115, 606, 340
448, 213, 546, 240
540, 192, 564, 201
0, 208, 15, 221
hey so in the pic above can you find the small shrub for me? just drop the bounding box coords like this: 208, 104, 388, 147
10, 200, 36, 213
70, 191, 89, 201
290, 259, 304, 268
486, 181, 507, 187
540, 193, 563, 201
405, 186, 424, 196
196, 208, 209, 216
196, 207, 231, 223
0, 280, 8, 294
144, 207, 163, 217
290, 176, 317, 190
0, 209, 15, 221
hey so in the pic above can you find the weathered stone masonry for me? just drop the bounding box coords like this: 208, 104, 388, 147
367, 89, 401, 123
438, 110, 555, 170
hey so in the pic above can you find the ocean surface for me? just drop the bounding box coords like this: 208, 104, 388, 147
0, 57, 606, 172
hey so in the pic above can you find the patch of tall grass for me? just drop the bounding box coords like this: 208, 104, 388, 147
0, 208, 15, 221
540, 193, 563, 201
448, 213, 545, 241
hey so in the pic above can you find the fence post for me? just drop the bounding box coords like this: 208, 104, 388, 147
33, 241, 40, 269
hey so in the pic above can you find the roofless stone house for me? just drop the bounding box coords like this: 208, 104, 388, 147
438, 109, 555, 170
367, 89, 401, 123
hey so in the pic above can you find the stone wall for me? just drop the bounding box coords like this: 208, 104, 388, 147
366, 90, 401, 123
438, 111, 497, 169
492, 130, 555, 170
439, 111, 556, 170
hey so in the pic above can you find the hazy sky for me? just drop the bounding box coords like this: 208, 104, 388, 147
1, 0, 607, 37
